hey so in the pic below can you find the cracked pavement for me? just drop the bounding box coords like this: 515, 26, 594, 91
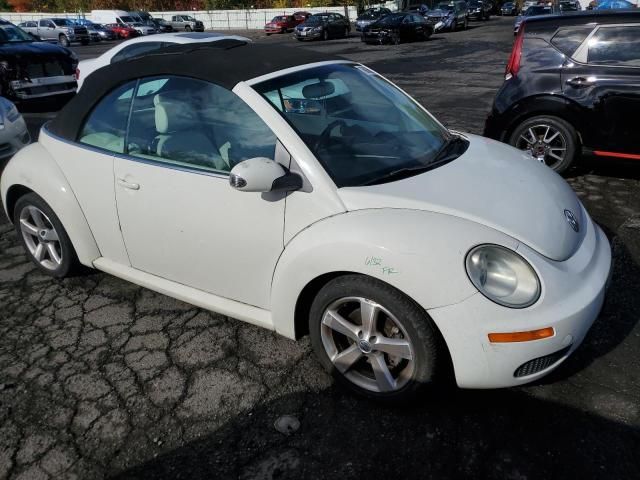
1, 17, 640, 480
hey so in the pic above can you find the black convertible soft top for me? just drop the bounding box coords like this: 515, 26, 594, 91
48, 39, 339, 141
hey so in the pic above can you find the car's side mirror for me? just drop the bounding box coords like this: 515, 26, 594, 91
229, 157, 303, 193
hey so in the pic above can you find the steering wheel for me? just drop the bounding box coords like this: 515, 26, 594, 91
314, 120, 348, 153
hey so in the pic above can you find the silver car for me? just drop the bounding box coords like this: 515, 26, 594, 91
18, 18, 89, 47
0, 97, 30, 160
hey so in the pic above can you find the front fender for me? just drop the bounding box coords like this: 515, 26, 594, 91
271, 209, 518, 339
0, 143, 100, 266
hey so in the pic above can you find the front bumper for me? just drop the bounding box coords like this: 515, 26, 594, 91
295, 29, 321, 39
468, 11, 484, 19
9, 75, 77, 100
429, 212, 611, 388
0, 116, 30, 159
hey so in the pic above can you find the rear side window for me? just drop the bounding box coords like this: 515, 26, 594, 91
588, 26, 640, 67
551, 27, 593, 57
78, 81, 136, 153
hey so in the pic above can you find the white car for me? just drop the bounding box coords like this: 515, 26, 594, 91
0, 97, 30, 160
76, 32, 251, 89
0, 42, 611, 401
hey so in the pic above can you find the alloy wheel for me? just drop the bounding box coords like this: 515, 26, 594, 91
320, 296, 415, 393
19, 205, 63, 271
515, 123, 567, 170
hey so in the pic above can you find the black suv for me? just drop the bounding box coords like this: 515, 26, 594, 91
484, 11, 640, 173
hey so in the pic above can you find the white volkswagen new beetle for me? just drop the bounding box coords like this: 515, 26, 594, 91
0, 41, 611, 401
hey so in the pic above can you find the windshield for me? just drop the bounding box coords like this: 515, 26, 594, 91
120, 16, 135, 23
53, 19, 74, 26
0, 24, 33, 43
436, 4, 454, 10
272, 16, 288, 21
359, 9, 384, 19
377, 14, 404, 25
254, 63, 451, 187
525, 6, 551, 15
306, 15, 329, 24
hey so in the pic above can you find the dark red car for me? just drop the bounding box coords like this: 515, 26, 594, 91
105, 23, 140, 39
264, 15, 297, 34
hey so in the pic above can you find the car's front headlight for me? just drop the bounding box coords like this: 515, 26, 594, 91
465, 244, 540, 308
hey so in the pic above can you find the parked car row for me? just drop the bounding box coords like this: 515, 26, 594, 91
15, 10, 209, 48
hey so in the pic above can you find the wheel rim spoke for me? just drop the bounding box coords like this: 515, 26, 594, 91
46, 242, 62, 265
370, 353, 396, 392
544, 130, 560, 144
20, 219, 39, 237
322, 309, 360, 341
28, 206, 46, 228
331, 344, 363, 373
548, 151, 564, 161
373, 337, 413, 360
527, 127, 536, 144
359, 298, 379, 338
33, 243, 45, 261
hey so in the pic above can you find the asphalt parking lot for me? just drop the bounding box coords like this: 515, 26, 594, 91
1, 17, 640, 480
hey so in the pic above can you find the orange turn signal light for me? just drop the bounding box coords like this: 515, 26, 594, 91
488, 327, 555, 343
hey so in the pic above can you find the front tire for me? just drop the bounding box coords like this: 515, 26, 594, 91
58, 34, 70, 47
309, 275, 444, 402
185, 25, 192, 32
13, 193, 80, 278
508, 115, 578, 174
322, 28, 329, 41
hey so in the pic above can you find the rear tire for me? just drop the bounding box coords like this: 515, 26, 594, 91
508, 115, 578, 174
309, 275, 445, 403
58, 34, 70, 47
13, 193, 81, 278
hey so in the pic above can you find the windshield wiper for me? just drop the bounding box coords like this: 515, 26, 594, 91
431, 134, 468, 165
361, 135, 468, 187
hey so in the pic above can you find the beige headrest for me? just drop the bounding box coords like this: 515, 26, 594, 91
154, 94, 196, 134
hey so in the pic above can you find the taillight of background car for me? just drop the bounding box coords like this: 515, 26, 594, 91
505, 24, 525, 79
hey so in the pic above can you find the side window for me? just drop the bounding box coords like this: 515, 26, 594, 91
78, 81, 136, 153
551, 27, 593, 57
587, 26, 640, 67
111, 42, 164, 64
38, 20, 48, 27
126, 76, 277, 174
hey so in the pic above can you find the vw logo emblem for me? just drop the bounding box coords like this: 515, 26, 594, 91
564, 209, 579, 233
358, 339, 373, 353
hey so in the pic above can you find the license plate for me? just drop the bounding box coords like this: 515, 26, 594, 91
301, 30, 306, 36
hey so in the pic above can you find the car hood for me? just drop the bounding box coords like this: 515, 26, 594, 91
428, 9, 452, 15
0, 41, 73, 58
337, 134, 586, 261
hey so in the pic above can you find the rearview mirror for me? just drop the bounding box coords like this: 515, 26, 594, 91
229, 158, 303, 193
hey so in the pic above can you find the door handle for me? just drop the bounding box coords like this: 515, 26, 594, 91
566, 76, 595, 88
117, 178, 140, 190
